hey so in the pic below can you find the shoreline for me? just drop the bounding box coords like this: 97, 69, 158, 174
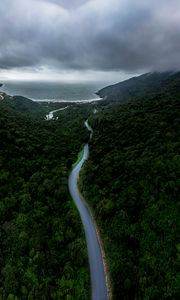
0, 82, 104, 104
33, 97, 103, 104
0, 89, 103, 104
0, 90, 103, 104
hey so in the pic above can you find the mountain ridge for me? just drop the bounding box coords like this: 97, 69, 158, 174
97, 71, 180, 102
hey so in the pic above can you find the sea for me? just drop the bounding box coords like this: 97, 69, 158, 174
0, 80, 107, 103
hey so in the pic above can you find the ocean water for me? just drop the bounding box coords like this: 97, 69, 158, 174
0, 80, 106, 102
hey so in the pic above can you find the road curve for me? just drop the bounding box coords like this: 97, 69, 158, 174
46, 106, 69, 120
68, 123, 108, 300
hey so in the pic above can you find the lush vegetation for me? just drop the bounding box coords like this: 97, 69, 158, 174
80, 94, 180, 299
0, 96, 92, 300
1, 75, 180, 300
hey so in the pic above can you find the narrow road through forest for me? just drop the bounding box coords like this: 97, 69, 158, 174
45, 106, 69, 120
68, 121, 108, 300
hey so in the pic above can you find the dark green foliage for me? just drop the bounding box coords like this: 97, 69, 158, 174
80, 95, 180, 299
0, 99, 90, 299
1, 94, 47, 119
1, 81, 180, 300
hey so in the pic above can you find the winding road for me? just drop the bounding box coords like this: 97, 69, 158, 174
0, 94, 4, 101
68, 121, 108, 300
45, 106, 69, 120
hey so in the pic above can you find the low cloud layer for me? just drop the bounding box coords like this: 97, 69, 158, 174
0, 0, 180, 76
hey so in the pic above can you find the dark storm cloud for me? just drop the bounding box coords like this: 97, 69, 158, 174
0, 0, 180, 73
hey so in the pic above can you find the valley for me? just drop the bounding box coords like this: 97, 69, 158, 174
0, 72, 179, 299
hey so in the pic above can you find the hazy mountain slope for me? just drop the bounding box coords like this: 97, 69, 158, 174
97, 71, 180, 102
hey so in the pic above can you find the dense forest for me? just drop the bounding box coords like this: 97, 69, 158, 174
0, 95, 93, 300
80, 93, 180, 299
0, 73, 180, 300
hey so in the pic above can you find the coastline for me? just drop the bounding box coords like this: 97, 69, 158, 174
0, 80, 105, 104
32, 97, 103, 104
0, 88, 103, 104
0, 89, 103, 104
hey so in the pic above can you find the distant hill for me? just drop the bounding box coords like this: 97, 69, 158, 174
97, 71, 180, 102
0, 94, 48, 119
5, 95, 42, 113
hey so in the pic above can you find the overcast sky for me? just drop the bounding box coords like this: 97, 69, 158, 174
0, 0, 180, 81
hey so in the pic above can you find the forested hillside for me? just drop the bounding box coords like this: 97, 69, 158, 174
1, 84, 179, 300
0, 98, 91, 299
97, 71, 180, 103
80, 94, 180, 299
